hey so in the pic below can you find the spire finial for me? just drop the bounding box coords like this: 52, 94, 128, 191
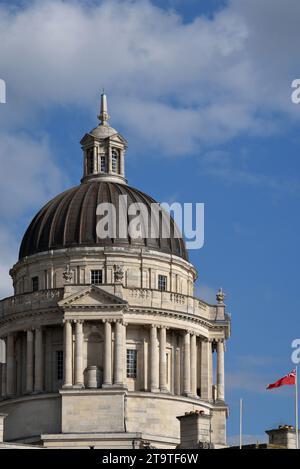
97, 91, 110, 125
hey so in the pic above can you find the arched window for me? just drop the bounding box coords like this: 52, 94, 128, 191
87, 149, 94, 174
112, 148, 119, 173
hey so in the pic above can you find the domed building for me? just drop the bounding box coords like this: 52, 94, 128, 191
0, 95, 230, 448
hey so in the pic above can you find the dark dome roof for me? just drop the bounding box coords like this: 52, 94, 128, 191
19, 181, 188, 261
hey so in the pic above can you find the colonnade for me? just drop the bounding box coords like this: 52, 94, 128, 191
0, 322, 225, 401
1, 328, 44, 397
62, 321, 225, 400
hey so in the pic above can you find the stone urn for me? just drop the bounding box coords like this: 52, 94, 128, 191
86, 366, 100, 389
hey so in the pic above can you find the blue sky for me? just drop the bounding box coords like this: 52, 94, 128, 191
1, 0, 300, 443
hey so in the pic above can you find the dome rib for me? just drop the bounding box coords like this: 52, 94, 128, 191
19, 181, 188, 261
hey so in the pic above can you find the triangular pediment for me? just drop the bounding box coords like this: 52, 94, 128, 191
110, 133, 127, 145
59, 285, 128, 310
80, 132, 127, 146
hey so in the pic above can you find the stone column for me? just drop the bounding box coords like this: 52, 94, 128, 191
93, 145, 98, 173
1, 338, 6, 398
113, 321, 124, 386
26, 330, 34, 393
200, 339, 212, 400
183, 331, 191, 396
63, 321, 73, 388
103, 321, 112, 386
74, 321, 84, 388
34, 327, 44, 392
175, 346, 181, 395
6, 333, 15, 396
217, 340, 225, 401
123, 323, 127, 386
190, 333, 197, 396
1, 363, 6, 398
108, 145, 112, 173
159, 327, 167, 392
210, 341, 214, 400
120, 149, 125, 177
143, 338, 148, 391
150, 325, 159, 392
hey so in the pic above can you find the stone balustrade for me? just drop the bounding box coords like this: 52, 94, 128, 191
0, 289, 64, 318
122, 287, 221, 321
0, 286, 226, 323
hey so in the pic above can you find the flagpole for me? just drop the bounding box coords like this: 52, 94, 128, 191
296, 367, 299, 450
239, 398, 243, 449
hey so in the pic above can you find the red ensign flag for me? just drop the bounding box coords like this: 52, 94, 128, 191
267, 370, 296, 390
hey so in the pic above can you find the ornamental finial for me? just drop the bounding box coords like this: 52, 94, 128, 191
216, 287, 226, 304
97, 91, 110, 125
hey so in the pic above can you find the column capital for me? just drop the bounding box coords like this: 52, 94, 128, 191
62, 319, 73, 325
74, 319, 84, 325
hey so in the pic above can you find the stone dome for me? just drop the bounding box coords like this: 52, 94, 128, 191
19, 180, 188, 261
89, 124, 119, 139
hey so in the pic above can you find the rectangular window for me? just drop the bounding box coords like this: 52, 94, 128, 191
87, 149, 94, 174
100, 155, 106, 172
158, 274, 167, 291
126, 349, 137, 379
32, 276, 39, 292
91, 269, 103, 284
56, 350, 63, 381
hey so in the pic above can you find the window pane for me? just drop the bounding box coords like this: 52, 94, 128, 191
91, 270, 103, 284
87, 149, 94, 174
32, 276, 39, 292
112, 149, 119, 173
100, 155, 106, 172
56, 350, 63, 380
126, 349, 137, 378
158, 275, 167, 291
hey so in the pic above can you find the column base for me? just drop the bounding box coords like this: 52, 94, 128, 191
183, 392, 198, 398
150, 387, 160, 393
102, 383, 113, 389
73, 383, 84, 389
215, 397, 225, 404
111, 383, 127, 390
160, 388, 169, 394
62, 384, 73, 389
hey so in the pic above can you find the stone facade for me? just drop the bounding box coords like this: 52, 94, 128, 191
0, 94, 231, 449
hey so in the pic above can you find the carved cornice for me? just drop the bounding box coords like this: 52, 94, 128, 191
127, 306, 228, 331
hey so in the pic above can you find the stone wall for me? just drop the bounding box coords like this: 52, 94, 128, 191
0, 394, 61, 442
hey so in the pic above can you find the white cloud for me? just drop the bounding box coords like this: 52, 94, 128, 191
0, 224, 19, 298
0, 132, 67, 297
0, 132, 67, 218
1, 0, 300, 296
200, 149, 300, 193
0, 0, 300, 155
